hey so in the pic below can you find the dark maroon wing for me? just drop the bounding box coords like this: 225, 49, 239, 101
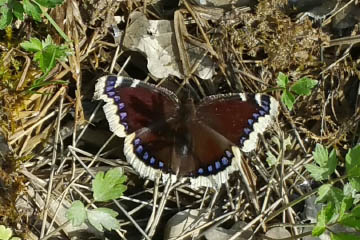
94, 75, 180, 137
196, 93, 279, 152
175, 93, 279, 187
181, 120, 240, 188
94, 75, 180, 181
123, 115, 239, 188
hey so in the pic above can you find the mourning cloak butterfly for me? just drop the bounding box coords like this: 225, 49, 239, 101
94, 76, 279, 188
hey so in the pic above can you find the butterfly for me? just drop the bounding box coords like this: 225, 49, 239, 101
94, 75, 279, 188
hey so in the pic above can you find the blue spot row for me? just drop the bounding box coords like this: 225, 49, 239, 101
104, 76, 129, 131
196, 150, 233, 176
239, 95, 272, 147
261, 95, 270, 106
133, 138, 165, 169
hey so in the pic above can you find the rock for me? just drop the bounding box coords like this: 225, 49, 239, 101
164, 209, 209, 239
204, 221, 253, 240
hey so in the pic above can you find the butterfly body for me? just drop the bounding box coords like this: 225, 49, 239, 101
94, 75, 279, 188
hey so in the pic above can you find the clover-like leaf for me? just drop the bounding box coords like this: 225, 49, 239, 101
21, 35, 70, 74
277, 72, 288, 88
281, 89, 295, 110
0, 225, 12, 240
305, 164, 329, 181
66, 200, 86, 227
306, 144, 337, 181
23, 0, 41, 21
290, 77, 318, 96
313, 144, 329, 168
87, 208, 120, 232
92, 168, 127, 202
20, 38, 42, 52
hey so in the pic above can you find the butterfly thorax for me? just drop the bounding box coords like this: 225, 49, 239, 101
169, 98, 199, 175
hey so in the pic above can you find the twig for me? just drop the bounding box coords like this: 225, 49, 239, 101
147, 178, 173, 238
40, 91, 64, 237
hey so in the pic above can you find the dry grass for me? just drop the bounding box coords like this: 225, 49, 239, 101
0, 0, 359, 239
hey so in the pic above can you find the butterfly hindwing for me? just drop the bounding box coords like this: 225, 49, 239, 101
184, 120, 241, 188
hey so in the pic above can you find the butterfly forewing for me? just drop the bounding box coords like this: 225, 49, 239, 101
196, 93, 278, 152
94, 75, 180, 137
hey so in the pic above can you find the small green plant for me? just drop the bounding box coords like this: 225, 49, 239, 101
66, 168, 127, 232
0, 0, 63, 29
20, 35, 70, 91
0, 225, 21, 240
305, 144, 338, 181
277, 72, 318, 110
266, 135, 292, 166
306, 144, 360, 239
21, 35, 69, 74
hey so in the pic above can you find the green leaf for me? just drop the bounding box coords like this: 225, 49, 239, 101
277, 72, 288, 88
35, 0, 63, 8
21, 35, 71, 74
0, 0, 7, 6
42, 34, 53, 48
35, 44, 57, 73
23, 0, 42, 21
92, 168, 127, 202
0, 5, 13, 29
87, 208, 120, 232
338, 196, 353, 220
316, 185, 344, 209
312, 203, 335, 236
346, 145, 360, 177
20, 38, 42, 52
0, 225, 12, 240
266, 151, 277, 166
281, 89, 295, 110
313, 144, 329, 168
306, 145, 338, 181
349, 177, 360, 192
12, 0, 23, 20
343, 183, 355, 197
316, 184, 332, 203
305, 163, 329, 181
290, 77, 318, 96
338, 212, 360, 231
351, 205, 360, 217
331, 233, 360, 240
66, 200, 86, 227
328, 149, 338, 176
